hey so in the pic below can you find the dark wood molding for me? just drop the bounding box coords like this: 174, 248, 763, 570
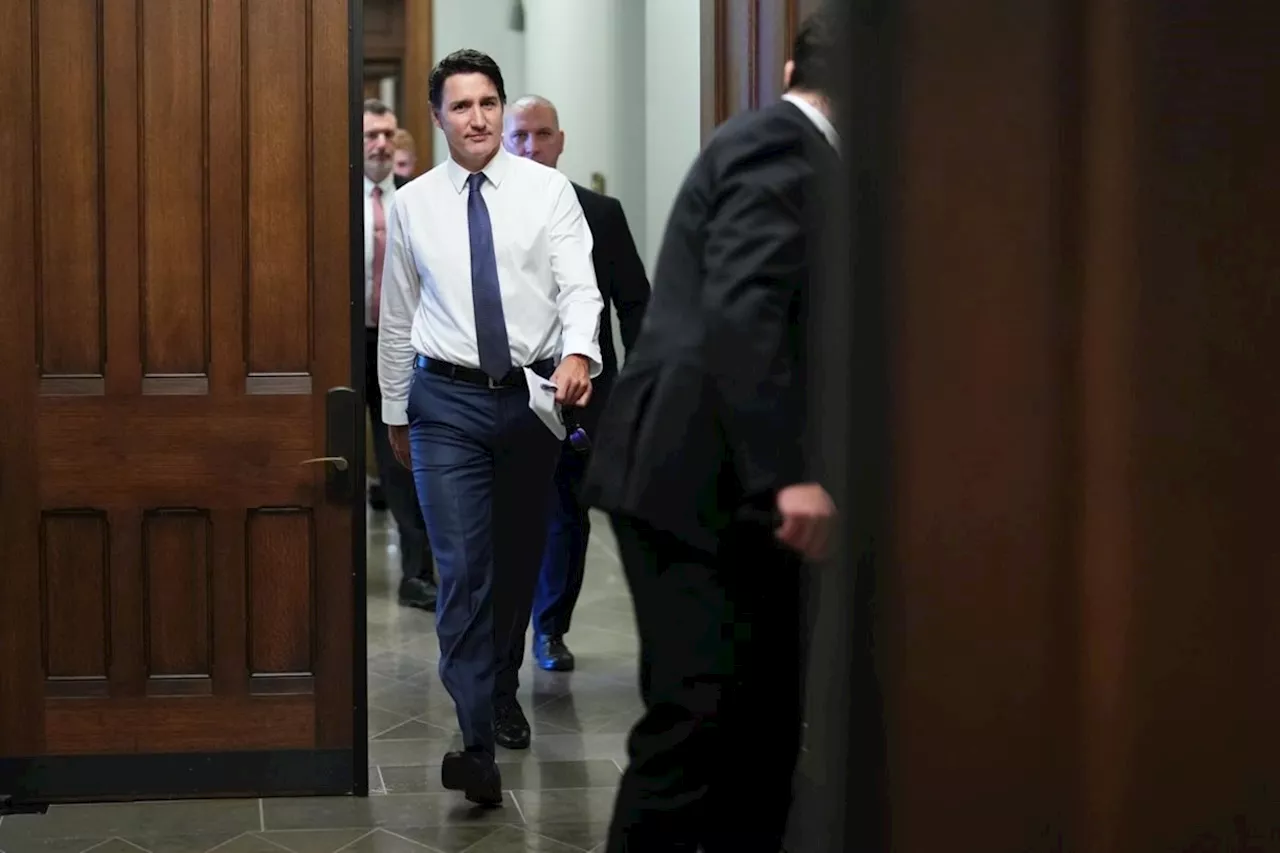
746, 0, 760, 110
784, 0, 798, 62
711, 0, 728, 131
360, 0, 432, 169
400, 0, 432, 168
705, 0, 802, 137
360, 0, 403, 62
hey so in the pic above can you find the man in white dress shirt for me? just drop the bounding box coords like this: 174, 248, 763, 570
377, 49, 603, 806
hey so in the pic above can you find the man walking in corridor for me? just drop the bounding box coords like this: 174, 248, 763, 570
377, 49, 603, 806
581, 11, 841, 851
503, 94, 650, 674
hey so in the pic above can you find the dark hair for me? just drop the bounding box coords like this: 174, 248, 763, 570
428, 49, 507, 112
788, 10, 838, 94
363, 98, 393, 116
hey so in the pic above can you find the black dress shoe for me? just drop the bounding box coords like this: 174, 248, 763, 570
533, 634, 575, 672
368, 483, 388, 511
441, 750, 503, 806
398, 577, 437, 611
494, 700, 531, 750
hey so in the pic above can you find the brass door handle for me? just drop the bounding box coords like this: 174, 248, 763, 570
301, 456, 349, 472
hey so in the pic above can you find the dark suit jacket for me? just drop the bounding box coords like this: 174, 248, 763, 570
580, 100, 839, 553
571, 182, 650, 433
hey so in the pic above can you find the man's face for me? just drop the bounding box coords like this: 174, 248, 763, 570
503, 103, 564, 168
434, 72, 503, 169
363, 111, 397, 181
393, 148, 416, 178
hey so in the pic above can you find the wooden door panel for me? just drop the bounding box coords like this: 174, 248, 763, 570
1, 0, 356, 801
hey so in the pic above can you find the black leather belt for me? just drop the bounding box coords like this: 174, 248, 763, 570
415, 354, 554, 389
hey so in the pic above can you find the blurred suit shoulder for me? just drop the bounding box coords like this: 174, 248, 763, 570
581, 100, 832, 552
697, 100, 825, 192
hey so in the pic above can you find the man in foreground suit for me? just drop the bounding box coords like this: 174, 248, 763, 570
362, 98, 436, 610
503, 95, 651, 673
580, 12, 841, 852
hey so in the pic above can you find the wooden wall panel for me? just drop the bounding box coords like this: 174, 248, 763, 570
36, 0, 104, 380
1075, 0, 1280, 848
40, 512, 111, 694
143, 510, 213, 690
246, 0, 311, 381
808, 0, 1280, 850
886, 2, 1076, 849
141, 0, 209, 383
246, 509, 316, 688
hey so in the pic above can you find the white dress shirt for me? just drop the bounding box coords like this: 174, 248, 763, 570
377, 146, 604, 426
782, 92, 841, 152
364, 173, 397, 328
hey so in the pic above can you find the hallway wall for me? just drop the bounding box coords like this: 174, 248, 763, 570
428, 0, 704, 282
430, 0, 525, 169
640, 0, 703, 274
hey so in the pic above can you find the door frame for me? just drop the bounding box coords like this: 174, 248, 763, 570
348, 0, 371, 798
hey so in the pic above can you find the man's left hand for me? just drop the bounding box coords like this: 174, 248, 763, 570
550, 355, 592, 407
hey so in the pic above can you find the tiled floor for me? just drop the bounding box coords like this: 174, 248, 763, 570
0, 509, 642, 853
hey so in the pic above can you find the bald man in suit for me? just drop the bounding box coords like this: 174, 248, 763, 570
503, 95, 650, 684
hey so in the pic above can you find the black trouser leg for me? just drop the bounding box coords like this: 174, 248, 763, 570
606, 515, 806, 853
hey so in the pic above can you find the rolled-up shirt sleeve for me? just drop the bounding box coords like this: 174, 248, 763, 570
376, 198, 420, 426
547, 175, 604, 377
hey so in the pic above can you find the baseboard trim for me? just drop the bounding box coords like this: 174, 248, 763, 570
0, 749, 354, 804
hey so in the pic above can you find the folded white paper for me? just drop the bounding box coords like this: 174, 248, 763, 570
524, 367, 566, 440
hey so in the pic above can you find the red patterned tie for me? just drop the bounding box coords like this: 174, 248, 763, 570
371, 186, 386, 325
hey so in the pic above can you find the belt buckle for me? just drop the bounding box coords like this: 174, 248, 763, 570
487, 374, 504, 390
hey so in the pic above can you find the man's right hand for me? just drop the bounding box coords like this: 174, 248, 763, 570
389, 425, 411, 469
775, 483, 837, 560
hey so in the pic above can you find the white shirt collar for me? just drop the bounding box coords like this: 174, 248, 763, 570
781, 93, 840, 152
445, 145, 510, 194
364, 172, 395, 197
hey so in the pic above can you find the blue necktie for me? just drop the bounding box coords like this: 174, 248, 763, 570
467, 172, 512, 380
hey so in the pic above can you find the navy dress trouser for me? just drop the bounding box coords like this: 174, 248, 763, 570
407, 365, 560, 754
532, 441, 590, 638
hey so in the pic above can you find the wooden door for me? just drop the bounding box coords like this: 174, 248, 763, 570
0, 0, 358, 802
